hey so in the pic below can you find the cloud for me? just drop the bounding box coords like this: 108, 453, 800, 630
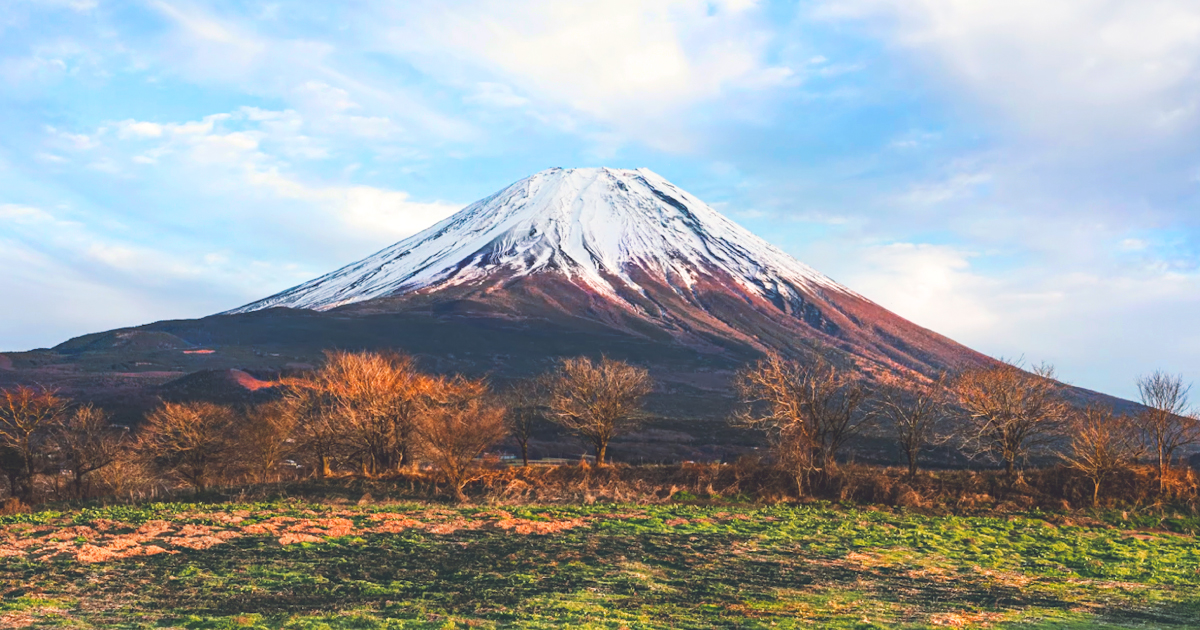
898, 170, 991, 206
243, 166, 459, 239
817, 0, 1200, 146
373, 0, 794, 148
48, 107, 462, 256
464, 82, 530, 108
116, 121, 165, 139
809, 238, 1200, 398
142, 1, 475, 144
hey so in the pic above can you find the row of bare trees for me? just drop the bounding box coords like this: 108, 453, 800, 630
3, 348, 1196, 507
0, 352, 653, 504
735, 353, 1200, 504
0, 387, 126, 504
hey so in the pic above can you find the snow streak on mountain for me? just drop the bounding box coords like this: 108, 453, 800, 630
228, 167, 854, 314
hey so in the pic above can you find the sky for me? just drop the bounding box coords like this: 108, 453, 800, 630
1, 0, 1198, 400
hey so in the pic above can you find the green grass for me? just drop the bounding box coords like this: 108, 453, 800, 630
3, 501, 1198, 628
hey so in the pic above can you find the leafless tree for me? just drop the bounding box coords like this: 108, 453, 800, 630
50, 404, 127, 499
952, 361, 1068, 479
1062, 405, 1142, 507
1134, 371, 1200, 493
874, 372, 948, 478
235, 400, 299, 484
734, 353, 869, 495
502, 378, 547, 466
0, 386, 69, 502
278, 380, 340, 478
545, 356, 653, 465
280, 351, 436, 476
137, 401, 236, 491
415, 376, 508, 502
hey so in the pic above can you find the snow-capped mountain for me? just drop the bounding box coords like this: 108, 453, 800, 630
230, 167, 850, 313
229, 167, 990, 375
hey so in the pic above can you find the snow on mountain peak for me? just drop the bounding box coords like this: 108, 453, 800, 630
227, 167, 853, 314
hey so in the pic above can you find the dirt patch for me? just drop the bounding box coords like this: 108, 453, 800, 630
929, 611, 1007, 627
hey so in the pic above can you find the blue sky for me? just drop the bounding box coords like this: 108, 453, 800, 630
2, 0, 1198, 400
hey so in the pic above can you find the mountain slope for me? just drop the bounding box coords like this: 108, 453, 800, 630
230, 167, 992, 376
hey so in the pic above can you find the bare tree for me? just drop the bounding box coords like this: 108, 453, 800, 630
0, 386, 69, 503
50, 404, 127, 499
1062, 405, 1142, 507
235, 400, 299, 484
874, 372, 948, 478
502, 378, 547, 466
314, 351, 435, 475
1134, 371, 1200, 493
279, 351, 436, 477
278, 379, 341, 478
545, 356, 653, 465
952, 361, 1068, 479
734, 353, 869, 495
415, 376, 508, 502
137, 401, 236, 491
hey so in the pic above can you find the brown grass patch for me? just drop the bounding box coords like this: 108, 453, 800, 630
929, 611, 1007, 627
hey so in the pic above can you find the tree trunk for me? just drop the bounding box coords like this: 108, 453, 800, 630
595, 441, 607, 466
1092, 478, 1101, 508
1158, 450, 1168, 494
520, 441, 529, 467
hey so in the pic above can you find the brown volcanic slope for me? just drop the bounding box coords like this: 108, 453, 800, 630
0, 167, 1130, 460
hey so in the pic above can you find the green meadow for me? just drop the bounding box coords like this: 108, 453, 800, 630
3, 500, 1199, 629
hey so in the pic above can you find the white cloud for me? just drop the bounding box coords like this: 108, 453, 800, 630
143, 2, 474, 144
817, 0, 1200, 145
243, 166, 459, 239
899, 170, 991, 206
0, 203, 60, 224
63, 108, 461, 253
1119, 238, 1149, 252
116, 120, 165, 138
464, 82, 530, 108
809, 238, 1200, 398
375, 0, 790, 148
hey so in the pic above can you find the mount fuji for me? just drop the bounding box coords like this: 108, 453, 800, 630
227, 167, 989, 376
3, 166, 1029, 451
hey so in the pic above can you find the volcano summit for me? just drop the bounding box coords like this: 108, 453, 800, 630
229, 167, 988, 376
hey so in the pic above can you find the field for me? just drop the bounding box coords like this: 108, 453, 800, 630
3, 499, 1199, 629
